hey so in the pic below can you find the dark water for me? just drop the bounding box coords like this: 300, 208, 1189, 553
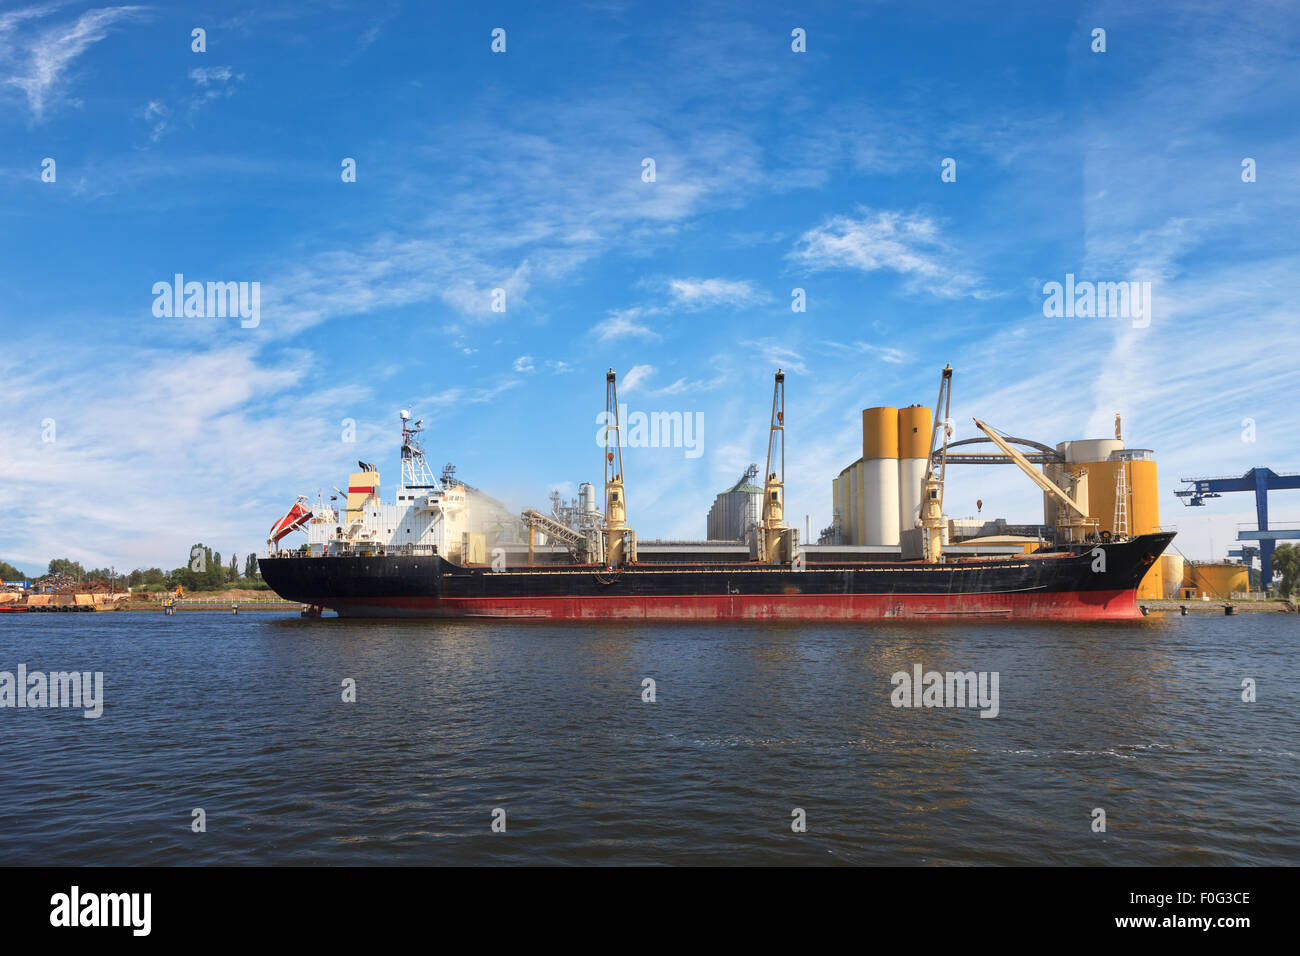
0, 611, 1296, 865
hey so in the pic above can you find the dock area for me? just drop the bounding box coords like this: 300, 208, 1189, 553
1142, 599, 1294, 614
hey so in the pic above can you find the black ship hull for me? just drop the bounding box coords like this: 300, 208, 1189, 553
258, 531, 1174, 621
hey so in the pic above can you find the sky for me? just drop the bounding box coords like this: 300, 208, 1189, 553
0, 0, 1297, 577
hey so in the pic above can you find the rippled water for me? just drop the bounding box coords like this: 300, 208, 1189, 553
0, 611, 1296, 865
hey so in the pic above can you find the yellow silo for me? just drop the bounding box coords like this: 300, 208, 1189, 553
1054, 448, 1162, 599
862, 407, 900, 546
1129, 459, 1160, 533
1183, 563, 1249, 599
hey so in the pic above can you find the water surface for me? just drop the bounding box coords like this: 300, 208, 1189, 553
0, 611, 1295, 865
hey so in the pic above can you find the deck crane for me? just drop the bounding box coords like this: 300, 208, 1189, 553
917, 365, 954, 561
972, 418, 1096, 544
602, 368, 636, 567
758, 369, 793, 564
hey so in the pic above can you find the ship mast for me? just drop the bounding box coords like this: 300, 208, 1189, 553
399, 410, 440, 492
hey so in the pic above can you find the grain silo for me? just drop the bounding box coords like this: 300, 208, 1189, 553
1183, 562, 1249, 599
706, 466, 764, 541
1045, 440, 1163, 599
897, 405, 932, 534
834, 463, 860, 544
854, 460, 867, 544
1160, 553, 1184, 599
862, 407, 900, 546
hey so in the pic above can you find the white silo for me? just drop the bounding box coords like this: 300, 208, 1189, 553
897, 405, 932, 533
851, 461, 865, 545
862, 407, 900, 546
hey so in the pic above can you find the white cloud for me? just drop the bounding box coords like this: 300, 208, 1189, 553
512, 355, 534, 372
618, 364, 655, 392
0, 342, 367, 570
651, 377, 713, 396
592, 308, 662, 342
2, 5, 146, 121
820, 339, 907, 365
742, 340, 806, 375
790, 208, 992, 300
142, 98, 168, 141
666, 276, 770, 310
188, 66, 234, 86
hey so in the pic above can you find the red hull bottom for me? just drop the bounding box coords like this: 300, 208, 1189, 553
327, 589, 1144, 621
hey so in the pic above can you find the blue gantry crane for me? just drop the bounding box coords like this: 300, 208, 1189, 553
1176, 468, 1300, 595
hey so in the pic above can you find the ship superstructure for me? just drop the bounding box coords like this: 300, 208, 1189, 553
268, 411, 519, 566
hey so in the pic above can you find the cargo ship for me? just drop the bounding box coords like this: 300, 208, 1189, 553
258, 367, 1174, 621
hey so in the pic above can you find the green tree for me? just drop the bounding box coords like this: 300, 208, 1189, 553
207, 551, 225, 589
181, 544, 228, 590
1272, 544, 1300, 599
244, 554, 259, 579
177, 543, 208, 590
47, 558, 85, 579
0, 559, 24, 580
228, 553, 239, 582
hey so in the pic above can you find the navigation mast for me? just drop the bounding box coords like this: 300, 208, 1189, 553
399, 410, 440, 491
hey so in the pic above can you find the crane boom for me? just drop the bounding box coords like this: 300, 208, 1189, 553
972, 418, 1087, 518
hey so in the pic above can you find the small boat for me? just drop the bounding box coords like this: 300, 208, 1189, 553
0, 605, 30, 613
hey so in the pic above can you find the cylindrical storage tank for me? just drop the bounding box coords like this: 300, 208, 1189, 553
862, 407, 900, 546
841, 468, 852, 544
854, 461, 867, 546
1185, 563, 1249, 599
1066, 439, 1123, 464
831, 475, 842, 543
1084, 460, 1120, 534
1137, 561, 1163, 601
897, 405, 931, 532
1160, 553, 1184, 599
1128, 459, 1159, 534
845, 466, 860, 546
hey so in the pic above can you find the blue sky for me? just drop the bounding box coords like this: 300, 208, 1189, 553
1, 0, 1297, 576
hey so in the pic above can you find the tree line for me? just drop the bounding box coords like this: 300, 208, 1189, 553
0, 547, 263, 591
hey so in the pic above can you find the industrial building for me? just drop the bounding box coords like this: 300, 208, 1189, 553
828, 398, 1167, 600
